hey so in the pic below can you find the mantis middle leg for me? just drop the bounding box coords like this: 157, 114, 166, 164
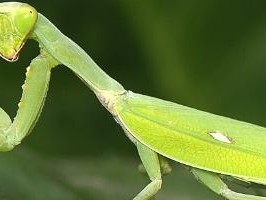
133, 142, 162, 200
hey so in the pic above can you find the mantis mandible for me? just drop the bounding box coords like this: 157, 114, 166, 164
1, 2, 266, 200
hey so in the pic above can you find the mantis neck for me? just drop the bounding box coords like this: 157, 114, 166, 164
32, 14, 125, 98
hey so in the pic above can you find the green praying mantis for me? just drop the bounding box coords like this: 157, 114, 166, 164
1, 2, 266, 200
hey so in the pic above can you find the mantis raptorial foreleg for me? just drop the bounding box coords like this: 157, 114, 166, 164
0, 50, 57, 151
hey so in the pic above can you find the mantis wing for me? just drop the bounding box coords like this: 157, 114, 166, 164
115, 92, 266, 184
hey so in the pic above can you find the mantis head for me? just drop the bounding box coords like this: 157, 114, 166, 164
0, 2, 37, 62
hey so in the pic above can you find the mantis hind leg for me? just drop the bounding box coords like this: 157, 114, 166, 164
191, 168, 266, 200
133, 142, 162, 200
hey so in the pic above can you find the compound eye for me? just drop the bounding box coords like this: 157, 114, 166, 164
13, 5, 38, 35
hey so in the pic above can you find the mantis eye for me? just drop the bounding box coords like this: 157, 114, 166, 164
0, 3, 37, 62
12, 4, 38, 36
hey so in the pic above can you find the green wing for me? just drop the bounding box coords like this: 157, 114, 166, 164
115, 92, 266, 184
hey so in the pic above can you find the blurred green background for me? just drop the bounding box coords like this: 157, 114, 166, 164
1, 0, 266, 199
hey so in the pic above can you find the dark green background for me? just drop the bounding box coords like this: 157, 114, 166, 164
1, 0, 266, 199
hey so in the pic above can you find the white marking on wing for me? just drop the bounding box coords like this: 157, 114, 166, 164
209, 131, 232, 144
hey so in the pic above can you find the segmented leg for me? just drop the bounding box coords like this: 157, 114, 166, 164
133, 142, 162, 200
191, 168, 266, 200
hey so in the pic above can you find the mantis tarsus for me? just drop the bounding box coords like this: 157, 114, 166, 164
1, 2, 266, 200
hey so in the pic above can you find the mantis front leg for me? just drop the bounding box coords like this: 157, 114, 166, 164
0, 50, 57, 151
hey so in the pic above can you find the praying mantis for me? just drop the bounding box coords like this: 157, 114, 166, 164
1, 2, 266, 200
